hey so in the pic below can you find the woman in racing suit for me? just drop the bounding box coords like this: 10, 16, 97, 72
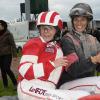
17, 11, 90, 100
57, 3, 100, 88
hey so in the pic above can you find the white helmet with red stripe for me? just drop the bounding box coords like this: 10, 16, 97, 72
37, 11, 63, 31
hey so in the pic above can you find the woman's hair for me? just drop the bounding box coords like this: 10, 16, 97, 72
0, 20, 7, 31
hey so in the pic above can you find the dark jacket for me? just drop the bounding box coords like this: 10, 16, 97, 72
57, 31, 100, 88
90, 29, 100, 42
0, 30, 17, 57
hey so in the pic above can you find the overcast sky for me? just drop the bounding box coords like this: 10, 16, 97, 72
0, 0, 100, 22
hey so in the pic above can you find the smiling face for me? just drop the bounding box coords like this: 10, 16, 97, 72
73, 16, 88, 33
40, 25, 56, 42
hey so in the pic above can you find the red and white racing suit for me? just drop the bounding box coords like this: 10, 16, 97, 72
18, 36, 64, 88
17, 36, 90, 100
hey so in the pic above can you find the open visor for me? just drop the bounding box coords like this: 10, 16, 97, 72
69, 8, 93, 20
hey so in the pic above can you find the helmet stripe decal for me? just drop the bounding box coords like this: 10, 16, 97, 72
58, 20, 63, 30
37, 11, 63, 30
49, 12, 59, 23
40, 12, 48, 23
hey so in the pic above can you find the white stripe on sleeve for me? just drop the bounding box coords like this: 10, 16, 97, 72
20, 55, 38, 63
19, 63, 32, 77
49, 61, 55, 68
33, 63, 44, 78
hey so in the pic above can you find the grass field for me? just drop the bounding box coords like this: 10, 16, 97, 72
0, 53, 20, 97
0, 78, 17, 97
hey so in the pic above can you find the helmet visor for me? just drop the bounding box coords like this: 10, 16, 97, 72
70, 8, 92, 18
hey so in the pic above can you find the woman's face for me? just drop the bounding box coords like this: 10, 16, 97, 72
73, 16, 88, 33
40, 25, 56, 42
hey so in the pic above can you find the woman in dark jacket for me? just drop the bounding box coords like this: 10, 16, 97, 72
57, 3, 100, 88
0, 20, 17, 89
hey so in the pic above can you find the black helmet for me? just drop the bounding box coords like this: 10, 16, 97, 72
69, 3, 93, 21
